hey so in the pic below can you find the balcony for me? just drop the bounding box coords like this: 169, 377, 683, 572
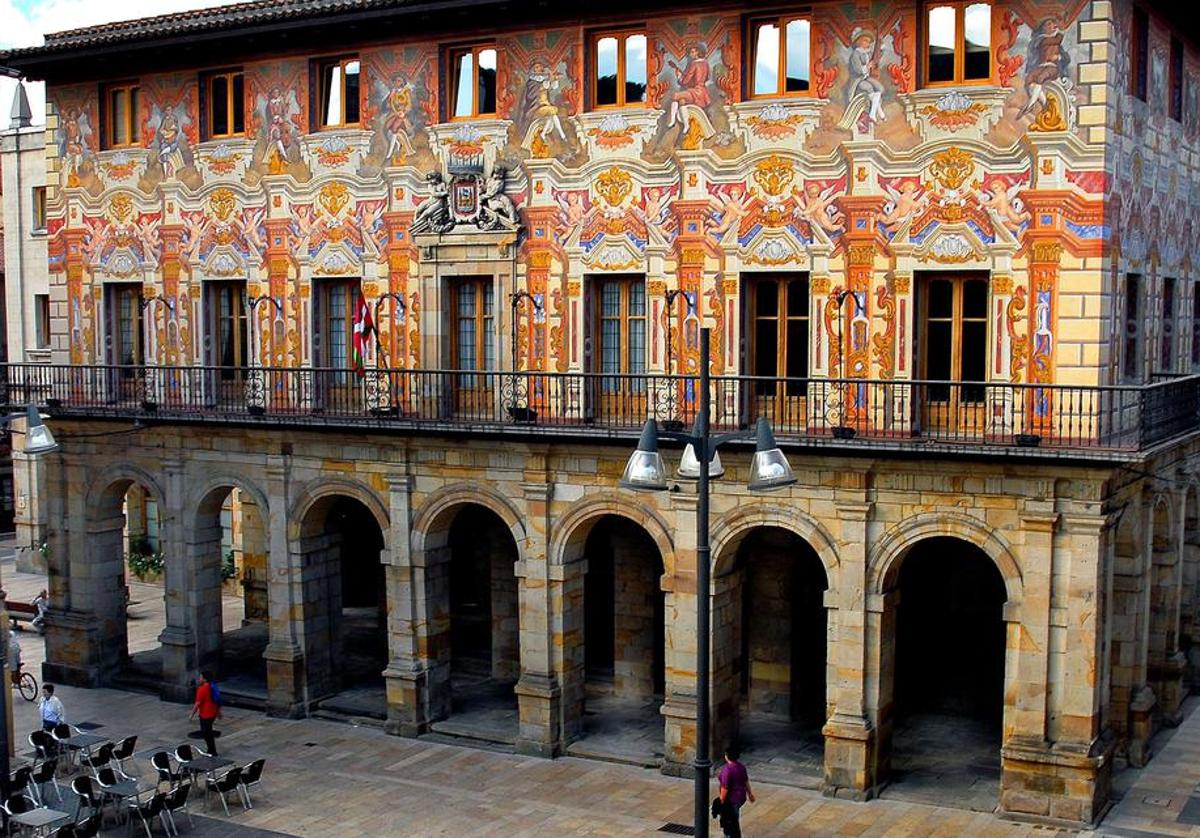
1, 363, 1197, 461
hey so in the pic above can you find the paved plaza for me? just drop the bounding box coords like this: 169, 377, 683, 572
2, 544, 1200, 836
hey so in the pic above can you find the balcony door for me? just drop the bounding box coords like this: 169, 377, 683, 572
448, 277, 495, 416
313, 278, 362, 409
588, 275, 646, 423
918, 274, 988, 433
105, 283, 143, 400
745, 275, 808, 429
206, 280, 249, 402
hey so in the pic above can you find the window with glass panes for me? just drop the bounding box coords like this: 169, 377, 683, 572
31, 186, 46, 231
1192, 281, 1200, 367
749, 15, 811, 97
104, 83, 141, 148
449, 46, 498, 118
1170, 37, 1184, 121
1162, 277, 1177, 370
206, 69, 245, 139
316, 57, 361, 128
208, 281, 248, 377
592, 30, 648, 108
924, 2, 991, 86
921, 276, 988, 401
594, 277, 646, 389
34, 294, 50, 349
1132, 6, 1149, 101
749, 276, 809, 394
107, 284, 143, 367
449, 278, 495, 372
1124, 274, 1143, 381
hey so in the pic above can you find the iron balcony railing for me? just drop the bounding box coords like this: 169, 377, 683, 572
0, 363, 1196, 454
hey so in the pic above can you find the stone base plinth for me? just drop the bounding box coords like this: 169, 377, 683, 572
515, 673, 561, 757
822, 713, 879, 800
42, 609, 108, 688
1127, 686, 1157, 767
1000, 735, 1114, 826
661, 696, 697, 777
1150, 653, 1187, 727
263, 642, 308, 718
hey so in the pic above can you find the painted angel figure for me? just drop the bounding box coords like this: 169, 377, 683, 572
795, 182, 845, 234
877, 181, 928, 229
554, 190, 591, 241
979, 177, 1030, 235
181, 212, 210, 262
58, 107, 93, 186
707, 183, 749, 239
242, 207, 267, 259
524, 60, 567, 142
1019, 18, 1070, 119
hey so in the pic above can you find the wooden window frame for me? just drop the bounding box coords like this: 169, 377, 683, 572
593, 276, 647, 375
446, 44, 498, 121
918, 274, 989, 385
1131, 6, 1149, 101
204, 68, 246, 140
1191, 281, 1200, 367
314, 55, 361, 130
1162, 277, 1177, 371
34, 293, 50, 349
746, 13, 814, 100
102, 82, 141, 149
921, 1, 995, 89
589, 28, 648, 111
747, 276, 810, 382
448, 278, 495, 371
31, 186, 46, 232
1124, 274, 1143, 382
1169, 36, 1184, 122
107, 283, 144, 367
208, 281, 249, 373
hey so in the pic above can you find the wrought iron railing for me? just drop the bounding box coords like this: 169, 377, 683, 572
0, 363, 1195, 454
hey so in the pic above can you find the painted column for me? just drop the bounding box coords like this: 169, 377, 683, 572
514, 479, 561, 757
838, 197, 884, 432
823, 500, 876, 799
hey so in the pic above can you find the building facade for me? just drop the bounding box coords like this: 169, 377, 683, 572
3, 0, 1200, 826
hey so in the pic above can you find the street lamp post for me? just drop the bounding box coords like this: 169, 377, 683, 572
620, 328, 796, 838
244, 295, 282, 413
508, 291, 543, 421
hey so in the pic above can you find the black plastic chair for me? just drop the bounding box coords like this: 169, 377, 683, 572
151, 752, 182, 790
112, 736, 138, 776
31, 757, 61, 805
9, 766, 33, 799
204, 766, 244, 816
80, 742, 114, 774
238, 759, 265, 809
70, 776, 103, 821
163, 782, 193, 832
171, 744, 204, 769
3, 793, 36, 836
28, 730, 56, 760
127, 791, 172, 838
71, 812, 102, 838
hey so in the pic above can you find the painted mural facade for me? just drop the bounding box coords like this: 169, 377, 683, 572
39, 1, 1199, 398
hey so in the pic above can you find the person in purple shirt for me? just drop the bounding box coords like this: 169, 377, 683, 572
717, 745, 755, 838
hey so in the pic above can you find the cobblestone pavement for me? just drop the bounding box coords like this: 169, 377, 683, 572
2, 541, 1198, 837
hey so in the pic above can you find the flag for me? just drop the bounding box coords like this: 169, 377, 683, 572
351, 292, 374, 378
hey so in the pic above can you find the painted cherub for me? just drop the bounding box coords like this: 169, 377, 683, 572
708, 183, 750, 239
980, 177, 1030, 235
555, 190, 592, 241
795, 182, 845, 234
877, 181, 928, 229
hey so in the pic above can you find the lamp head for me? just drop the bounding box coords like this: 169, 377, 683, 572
676, 412, 724, 479
620, 419, 668, 492
22, 404, 58, 455
747, 418, 795, 492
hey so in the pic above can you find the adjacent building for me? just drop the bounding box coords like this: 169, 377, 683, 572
2, 0, 1199, 825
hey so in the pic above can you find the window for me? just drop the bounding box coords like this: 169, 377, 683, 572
924, 2, 992, 86
592, 276, 646, 390
34, 294, 49, 349
106, 283, 143, 367
449, 278, 495, 372
748, 276, 809, 396
1162, 277, 1177, 370
921, 275, 987, 401
592, 30, 647, 108
316, 56, 361, 128
31, 186, 46, 232
748, 14, 811, 97
208, 281, 248, 377
205, 69, 245, 139
448, 45, 498, 119
1132, 6, 1149, 101
1170, 37, 1184, 121
103, 83, 141, 148
1124, 274, 1142, 381
1191, 282, 1200, 367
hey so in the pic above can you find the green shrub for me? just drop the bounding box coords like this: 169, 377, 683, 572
127, 536, 165, 581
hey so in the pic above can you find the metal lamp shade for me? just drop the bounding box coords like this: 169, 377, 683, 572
23, 405, 59, 455
677, 443, 724, 479
620, 420, 668, 492
747, 418, 795, 491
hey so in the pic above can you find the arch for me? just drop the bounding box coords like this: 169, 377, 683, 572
710, 502, 840, 588
550, 492, 676, 579
187, 473, 271, 530
410, 483, 528, 557
1151, 490, 1175, 552
289, 476, 390, 545
85, 462, 168, 517
868, 511, 1023, 606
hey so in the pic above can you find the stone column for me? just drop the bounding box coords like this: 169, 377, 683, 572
514, 481, 562, 757
553, 546, 587, 747
1147, 496, 1186, 726
159, 457, 205, 704
12, 450, 46, 574
662, 493, 697, 777
823, 501, 875, 800
239, 493, 269, 623
262, 455, 306, 718
382, 472, 419, 735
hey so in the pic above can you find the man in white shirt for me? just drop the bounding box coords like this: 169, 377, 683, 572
38, 684, 64, 732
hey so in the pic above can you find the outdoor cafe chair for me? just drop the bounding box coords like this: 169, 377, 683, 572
71, 812, 102, 838
237, 759, 264, 809
125, 791, 172, 838
203, 766, 244, 816
9, 766, 34, 800
162, 783, 192, 833
150, 753, 182, 791
170, 745, 205, 770
28, 731, 55, 761
3, 792, 37, 836
69, 777, 103, 822
112, 737, 138, 777
31, 758, 61, 805
81, 743, 114, 775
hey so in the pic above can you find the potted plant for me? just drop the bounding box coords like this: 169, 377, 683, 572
126, 536, 165, 582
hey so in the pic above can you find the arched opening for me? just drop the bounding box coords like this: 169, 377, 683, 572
712, 526, 828, 787
427, 504, 521, 743
884, 536, 1007, 812
191, 485, 270, 705
297, 494, 387, 716
567, 515, 666, 765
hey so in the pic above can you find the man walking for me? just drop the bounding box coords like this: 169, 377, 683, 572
38, 684, 64, 732
717, 745, 755, 838
190, 671, 221, 756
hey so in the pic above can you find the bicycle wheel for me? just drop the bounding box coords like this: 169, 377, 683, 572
17, 671, 37, 702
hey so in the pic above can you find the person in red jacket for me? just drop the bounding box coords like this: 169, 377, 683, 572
190, 671, 221, 756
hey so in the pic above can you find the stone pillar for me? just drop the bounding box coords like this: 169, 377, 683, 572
239, 493, 269, 623
12, 450, 47, 574
514, 481, 562, 757
613, 526, 657, 700
662, 493, 697, 777
159, 458, 207, 704
1147, 498, 1186, 726
1182, 524, 1200, 687
823, 501, 876, 800
553, 550, 587, 747
262, 456, 306, 718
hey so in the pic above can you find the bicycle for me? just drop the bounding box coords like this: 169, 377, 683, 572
10, 667, 37, 702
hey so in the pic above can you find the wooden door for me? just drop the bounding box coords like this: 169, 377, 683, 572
207, 281, 249, 405
105, 283, 143, 401
746, 275, 808, 431
919, 275, 988, 435
314, 279, 361, 411
449, 277, 495, 417
592, 276, 647, 424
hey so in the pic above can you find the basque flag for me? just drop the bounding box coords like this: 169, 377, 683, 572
351, 292, 374, 378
